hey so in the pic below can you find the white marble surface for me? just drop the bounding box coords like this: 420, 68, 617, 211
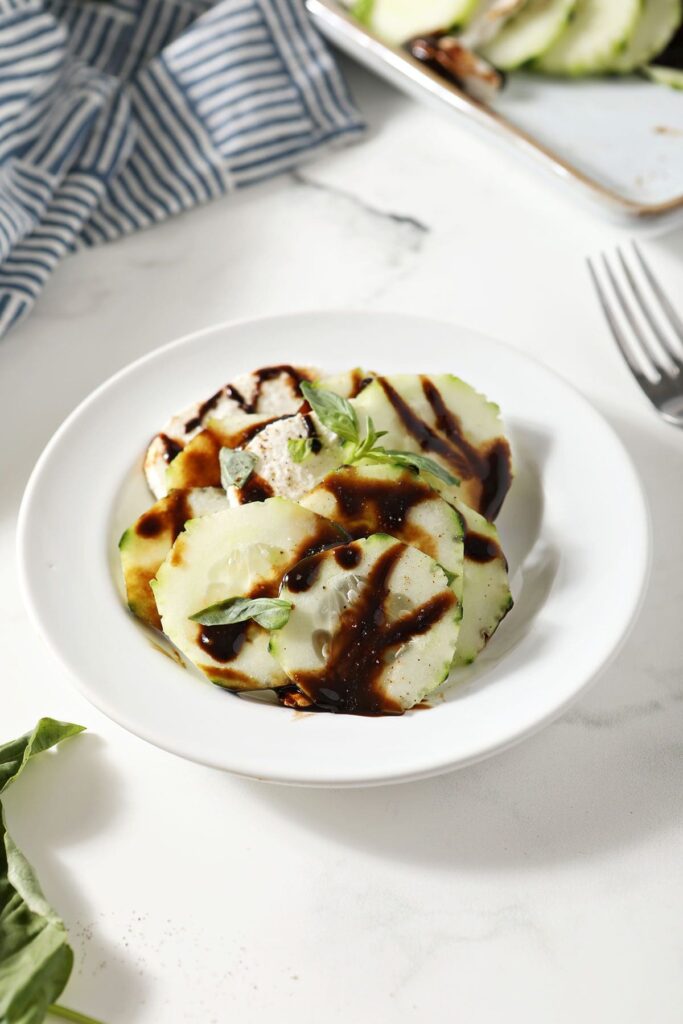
2, 59, 683, 1024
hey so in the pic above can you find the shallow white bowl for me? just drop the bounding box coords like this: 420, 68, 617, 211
18, 312, 650, 786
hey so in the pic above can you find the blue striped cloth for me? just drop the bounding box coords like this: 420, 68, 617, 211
0, 0, 363, 335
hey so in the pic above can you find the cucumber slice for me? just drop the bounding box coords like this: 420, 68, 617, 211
480, 0, 576, 69
316, 368, 375, 399
299, 463, 465, 610
355, 0, 480, 45
536, 0, 642, 75
438, 488, 512, 664
271, 535, 460, 713
152, 499, 346, 690
611, 0, 681, 73
119, 488, 229, 630
164, 412, 285, 494
644, 61, 683, 86
351, 374, 513, 520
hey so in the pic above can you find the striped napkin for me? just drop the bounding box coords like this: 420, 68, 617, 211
0, 0, 364, 336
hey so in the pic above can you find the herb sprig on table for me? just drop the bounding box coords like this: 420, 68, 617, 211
0, 718, 104, 1024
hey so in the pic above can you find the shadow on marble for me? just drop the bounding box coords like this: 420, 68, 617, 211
245, 411, 683, 869
3, 734, 150, 1021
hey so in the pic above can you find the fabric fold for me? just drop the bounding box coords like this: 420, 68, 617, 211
0, 0, 364, 336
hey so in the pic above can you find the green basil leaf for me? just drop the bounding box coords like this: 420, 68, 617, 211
300, 383, 359, 444
287, 438, 315, 464
190, 597, 292, 630
219, 448, 257, 490
0, 719, 85, 797
366, 449, 461, 486
48, 1008, 106, 1023
0, 720, 86, 1024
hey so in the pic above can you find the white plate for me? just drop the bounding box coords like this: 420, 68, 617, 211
17, 312, 650, 787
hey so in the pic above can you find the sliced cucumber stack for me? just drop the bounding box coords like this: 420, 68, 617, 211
611, 0, 682, 73
481, 0, 576, 69
271, 535, 460, 714
300, 463, 465, 610
644, 62, 683, 86
119, 488, 230, 630
353, 0, 479, 45
152, 499, 345, 690
352, 374, 512, 520
536, 0, 642, 75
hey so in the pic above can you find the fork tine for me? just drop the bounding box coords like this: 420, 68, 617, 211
616, 247, 682, 375
632, 242, 683, 350
599, 254, 660, 379
587, 257, 653, 387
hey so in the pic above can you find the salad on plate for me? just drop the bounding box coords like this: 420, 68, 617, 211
119, 366, 514, 715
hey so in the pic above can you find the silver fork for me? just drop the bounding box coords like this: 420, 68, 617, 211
587, 242, 683, 427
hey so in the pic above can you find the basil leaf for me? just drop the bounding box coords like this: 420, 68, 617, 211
219, 448, 257, 490
190, 597, 292, 630
300, 383, 359, 444
0, 720, 86, 1024
366, 449, 461, 486
287, 438, 315, 463
48, 1008, 105, 1023
0, 719, 85, 797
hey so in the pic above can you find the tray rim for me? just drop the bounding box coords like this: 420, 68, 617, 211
307, 0, 683, 221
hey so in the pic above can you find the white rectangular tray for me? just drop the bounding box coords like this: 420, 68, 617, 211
308, 0, 683, 224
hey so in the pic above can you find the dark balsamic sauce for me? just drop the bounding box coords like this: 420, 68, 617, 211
322, 469, 432, 540
284, 555, 324, 594
135, 490, 191, 539
199, 520, 344, 664
158, 433, 183, 463
174, 439, 222, 489
478, 439, 512, 523
464, 531, 501, 564
334, 544, 362, 570
199, 622, 249, 662
377, 375, 512, 521
183, 365, 311, 434
302, 413, 323, 454
242, 365, 311, 414
350, 370, 374, 397
288, 542, 456, 716
226, 415, 283, 448
238, 474, 274, 503
184, 388, 225, 433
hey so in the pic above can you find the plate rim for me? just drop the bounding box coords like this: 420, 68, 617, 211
17, 310, 653, 786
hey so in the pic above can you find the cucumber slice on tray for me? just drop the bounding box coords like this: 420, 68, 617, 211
644, 61, 683, 86
152, 499, 345, 690
536, 0, 642, 75
611, 0, 682, 73
270, 535, 461, 714
353, 0, 479, 44
480, 0, 576, 70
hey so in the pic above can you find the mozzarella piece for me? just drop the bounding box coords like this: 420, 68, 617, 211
229, 414, 343, 505
144, 366, 315, 498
